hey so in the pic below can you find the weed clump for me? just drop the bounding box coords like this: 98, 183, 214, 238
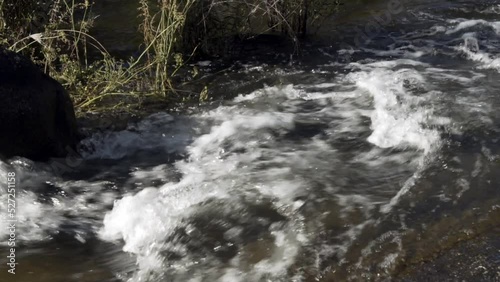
0, 0, 341, 113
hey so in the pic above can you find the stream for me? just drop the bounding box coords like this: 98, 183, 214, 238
1, 0, 500, 281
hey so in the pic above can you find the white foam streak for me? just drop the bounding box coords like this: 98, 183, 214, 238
234, 84, 303, 102
359, 59, 429, 68
446, 19, 500, 34
456, 35, 500, 72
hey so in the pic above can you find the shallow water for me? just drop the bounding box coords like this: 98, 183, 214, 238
2, 1, 500, 281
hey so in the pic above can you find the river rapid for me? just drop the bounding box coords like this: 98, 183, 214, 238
1, 0, 500, 281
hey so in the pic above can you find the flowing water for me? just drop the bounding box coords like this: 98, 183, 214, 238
2, 0, 500, 281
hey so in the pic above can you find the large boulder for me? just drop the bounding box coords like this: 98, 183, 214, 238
0, 48, 79, 161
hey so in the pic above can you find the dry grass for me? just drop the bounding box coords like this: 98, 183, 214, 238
0, 0, 341, 112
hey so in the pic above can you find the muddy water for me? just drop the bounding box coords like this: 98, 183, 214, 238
1, 0, 500, 281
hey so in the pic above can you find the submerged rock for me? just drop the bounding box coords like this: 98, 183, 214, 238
0, 48, 78, 161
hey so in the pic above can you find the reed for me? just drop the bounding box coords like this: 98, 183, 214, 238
138, 0, 196, 97
0, 0, 341, 112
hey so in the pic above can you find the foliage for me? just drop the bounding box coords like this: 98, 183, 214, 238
0, 0, 193, 111
0, 0, 342, 113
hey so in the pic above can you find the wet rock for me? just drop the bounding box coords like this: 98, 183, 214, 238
0, 48, 78, 161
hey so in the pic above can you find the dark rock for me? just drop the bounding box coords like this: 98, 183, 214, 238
0, 48, 79, 161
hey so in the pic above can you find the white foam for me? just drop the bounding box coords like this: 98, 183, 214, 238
357, 59, 429, 69
362, 47, 426, 59
0, 160, 61, 243
0, 158, 122, 244
348, 68, 442, 153
100, 106, 308, 281
456, 35, 500, 72
0, 191, 62, 243
424, 67, 486, 83
234, 84, 303, 102
446, 19, 500, 34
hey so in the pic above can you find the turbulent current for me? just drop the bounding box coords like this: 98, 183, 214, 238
1, 1, 500, 281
